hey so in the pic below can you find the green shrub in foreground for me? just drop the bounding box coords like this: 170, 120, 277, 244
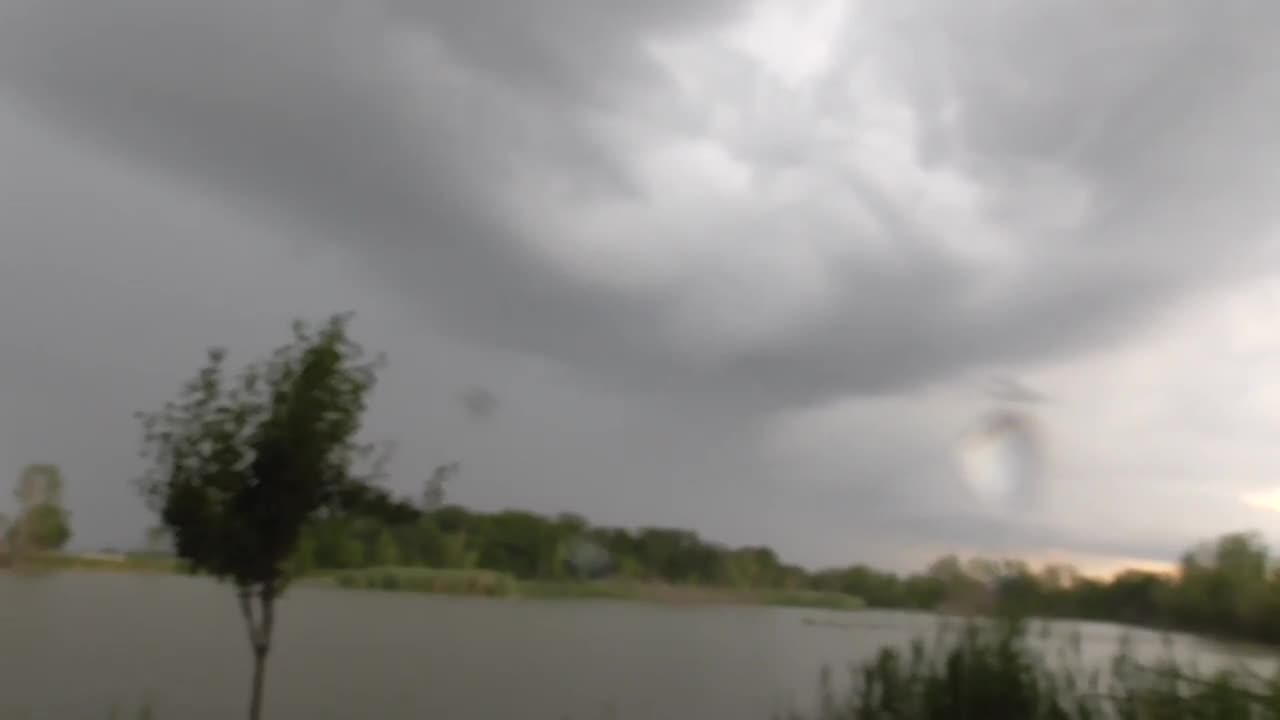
782, 619, 1280, 720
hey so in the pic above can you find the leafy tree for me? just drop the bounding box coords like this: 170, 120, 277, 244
9, 464, 70, 560
18, 503, 71, 551
136, 314, 388, 720
17, 463, 63, 507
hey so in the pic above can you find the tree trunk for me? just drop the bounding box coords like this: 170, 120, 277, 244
249, 644, 268, 720
238, 584, 276, 720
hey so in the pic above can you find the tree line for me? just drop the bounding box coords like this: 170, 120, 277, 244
272, 491, 1280, 646
4, 313, 1275, 719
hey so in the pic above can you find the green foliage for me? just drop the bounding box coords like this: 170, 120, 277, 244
16, 503, 71, 550
260, 490, 1280, 644
135, 313, 392, 720
372, 529, 400, 567
136, 314, 387, 589
782, 620, 1280, 720
6, 463, 72, 559
284, 503, 817, 590
17, 463, 63, 507
965, 531, 1280, 646
797, 530, 1280, 648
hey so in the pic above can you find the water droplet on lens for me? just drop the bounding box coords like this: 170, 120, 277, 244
457, 386, 498, 422
566, 537, 611, 579
956, 408, 1044, 510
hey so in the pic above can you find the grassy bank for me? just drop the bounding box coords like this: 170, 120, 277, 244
781, 619, 1280, 720
13, 552, 179, 574
521, 577, 865, 610
13, 556, 866, 611
309, 566, 866, 610
314, 566, 520, 597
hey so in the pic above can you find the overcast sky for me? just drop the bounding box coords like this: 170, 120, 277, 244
1, 0, 1279, 573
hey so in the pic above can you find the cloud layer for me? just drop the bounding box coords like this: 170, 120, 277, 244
2, 0, 1280, 569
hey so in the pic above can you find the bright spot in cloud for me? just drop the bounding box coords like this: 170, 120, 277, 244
728, 0, 848, 87
1242, 488, 1280, 513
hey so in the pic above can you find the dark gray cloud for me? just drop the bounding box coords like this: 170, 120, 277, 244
5, 0, 1276, 410
0, 0, 1277, 568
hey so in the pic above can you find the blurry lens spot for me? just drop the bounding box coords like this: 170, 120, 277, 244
956, 408, 1044, 510
565, 537, 611, 580
458, 386, 498, 422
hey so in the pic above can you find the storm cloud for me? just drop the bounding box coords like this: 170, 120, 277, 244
1, 0, 1279, 569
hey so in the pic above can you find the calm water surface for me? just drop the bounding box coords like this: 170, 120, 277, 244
1, 572, 1274, 719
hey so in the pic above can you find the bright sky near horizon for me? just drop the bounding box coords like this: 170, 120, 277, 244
1, 0, 1280, 575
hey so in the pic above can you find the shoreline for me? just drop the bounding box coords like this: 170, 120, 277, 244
6, 554, 867, 612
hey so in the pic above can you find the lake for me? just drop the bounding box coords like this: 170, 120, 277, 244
2, 572, 1275, 719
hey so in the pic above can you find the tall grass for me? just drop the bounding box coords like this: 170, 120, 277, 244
780, 618, 1280, 719
324, 566, 519, 597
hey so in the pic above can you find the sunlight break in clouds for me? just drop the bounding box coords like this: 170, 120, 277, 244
728, 0, 848, 87
1242, 489, 1280, 515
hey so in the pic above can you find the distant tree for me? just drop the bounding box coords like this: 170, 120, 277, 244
422, 462, 459, 512
19, 504, 71, 551
136, 314, 389, 720
17, 463, 63, 507
9, 464, 71, 560
1038, 563, 1080, 591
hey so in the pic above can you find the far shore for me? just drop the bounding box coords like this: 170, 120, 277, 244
4, 552, 867, 612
